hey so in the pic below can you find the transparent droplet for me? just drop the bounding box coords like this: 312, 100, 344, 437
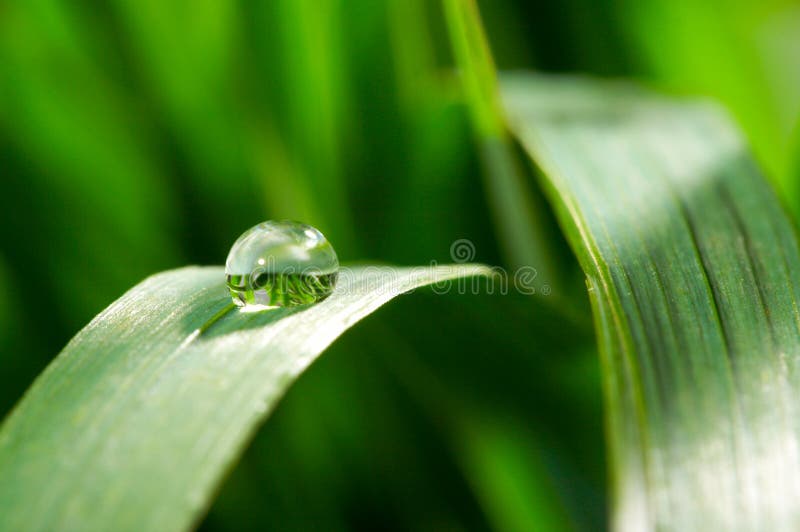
225, 221, 339, 309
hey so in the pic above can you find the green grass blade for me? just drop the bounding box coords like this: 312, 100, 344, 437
502, 73, 800, 530
443, 0, 565, 298
0, 264, 490, 532
792, 123, 800, 191
617, 0, 800, 215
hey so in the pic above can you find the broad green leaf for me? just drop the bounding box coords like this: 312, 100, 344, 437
617, 0, 800, 214
0, 264, 490, 532
502, 73, 800, 530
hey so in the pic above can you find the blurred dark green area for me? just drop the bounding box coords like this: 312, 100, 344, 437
0, 0, 797, 530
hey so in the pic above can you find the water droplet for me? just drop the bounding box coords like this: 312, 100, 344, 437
225, 221, 339, 309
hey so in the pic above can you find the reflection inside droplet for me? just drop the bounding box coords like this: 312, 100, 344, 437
224, 221, 339, 309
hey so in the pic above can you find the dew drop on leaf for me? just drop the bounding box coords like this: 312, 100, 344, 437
225, 221, 339, 309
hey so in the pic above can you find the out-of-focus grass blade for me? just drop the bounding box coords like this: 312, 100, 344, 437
443, 0, 564, 297
458, 418, 572, 532
503, 73, 800, 530
791, 124, 800, 190
247, 0, 356, 252
0, 264, 490, 532
0, 1, 177, 324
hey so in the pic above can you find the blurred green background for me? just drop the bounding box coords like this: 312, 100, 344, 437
0, 0, 798, 530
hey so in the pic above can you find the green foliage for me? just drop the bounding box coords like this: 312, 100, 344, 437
443, 0, 570, 300
0, 265, 490, 531
0, 0, 798, 530
504, 73, 800, 528
616, 0, 800, 210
